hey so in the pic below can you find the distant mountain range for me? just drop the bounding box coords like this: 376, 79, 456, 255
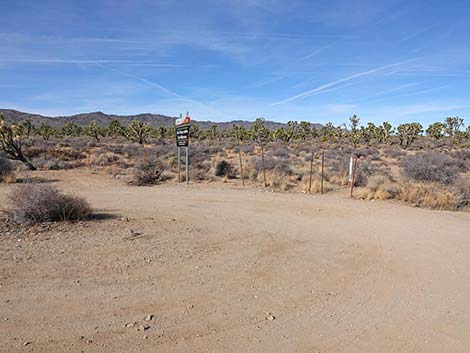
0, 109, 319, 130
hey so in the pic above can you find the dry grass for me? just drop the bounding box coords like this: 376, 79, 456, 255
3, 173, 17, 184
398, 182, 458, 210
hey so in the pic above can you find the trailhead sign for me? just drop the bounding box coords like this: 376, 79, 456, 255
175, 115, 191, 147
175, 113, 191, 184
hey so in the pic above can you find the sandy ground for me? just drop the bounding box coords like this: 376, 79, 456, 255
1, 169, 470, 353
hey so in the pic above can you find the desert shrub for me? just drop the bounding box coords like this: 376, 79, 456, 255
240, 144, 254, 154
121, 143, 142, 158
382, 148, 406, 159
157, 143, 176, 158
222, 140, 236, 150
187, 146, 212, 181
366, 175, 388, 191
0, 156, 14, 182
450, 149, 470, 170
455, 174, 470, 207
359, 175, 398, 200
274, 159, 293, 175
130, 159, 165, 186
253, 157, 292, 176
253, 157, 272, 172
269, 147, 289, 158
24, 146, 45, 159
215, 160, 234, 178
355, 159, 390, 187
48, 147, 85, 161
398, 182, 458, 210
327, 152, 350, 173
400, 152, 464, 184
357, 147, 380, 160
7, 184, 91, 224
93, 151, 121, 166
39, 158, 70, 170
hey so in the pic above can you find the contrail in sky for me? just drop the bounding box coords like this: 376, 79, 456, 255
104, 65, 223, 116
272, 59, 417, 105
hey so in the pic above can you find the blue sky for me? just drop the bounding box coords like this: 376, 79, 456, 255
1, 0, 469, 125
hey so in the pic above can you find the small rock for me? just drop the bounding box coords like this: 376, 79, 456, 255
121, 217, 129, 222
143, 335, 148, 340
137, 324, 150, 331
128, 229, 142, 237
125, 322, 136, 328
144, 314, 154, 321
23, 342, 31, 346
185, 304, 194, 309
266, 315, 275, 321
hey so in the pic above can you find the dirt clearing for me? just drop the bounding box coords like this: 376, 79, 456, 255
1, 170, 470, 352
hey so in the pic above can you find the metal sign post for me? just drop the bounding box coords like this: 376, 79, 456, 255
175, 112, 191, 185
177, 144, 181, 183
185, 146, 189, 185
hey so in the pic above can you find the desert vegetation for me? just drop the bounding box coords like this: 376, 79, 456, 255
1, 113, 470, 210
6, 183, 91, 224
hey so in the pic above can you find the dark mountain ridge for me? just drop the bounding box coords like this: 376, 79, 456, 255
0, 109, 321, 130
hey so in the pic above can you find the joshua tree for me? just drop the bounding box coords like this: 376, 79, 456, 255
20, 119, 34, 138
0, 114, 36, 170
251, 118, 271, 143
349, 115, 361, 147
251, 118, 270, 187
107, 120, 126, 138
126, 120, 150, 144
319, 122, 337, 142
208, 124, 219, 141
298, 121, 311, 140
444, 116, 464, 144
426, 122, 446, 140
85, 122, 106, 143
37, 123, 56, 159
397, 122, 423, 147
61, 122, 82, 137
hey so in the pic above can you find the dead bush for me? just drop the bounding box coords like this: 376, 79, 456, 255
130, 159, 165, 186
7, 184, 91, 224
400, 152, 464, 184
93, 151, 122, 167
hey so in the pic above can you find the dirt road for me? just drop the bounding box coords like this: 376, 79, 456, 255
1, 169, 470, 352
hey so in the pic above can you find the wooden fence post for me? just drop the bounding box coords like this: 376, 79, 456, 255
261, 142, 267, 188
350, 156, 358, 198
321, 151, 325, 195
235, 128, 245, 187
308, 150, 314, 193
